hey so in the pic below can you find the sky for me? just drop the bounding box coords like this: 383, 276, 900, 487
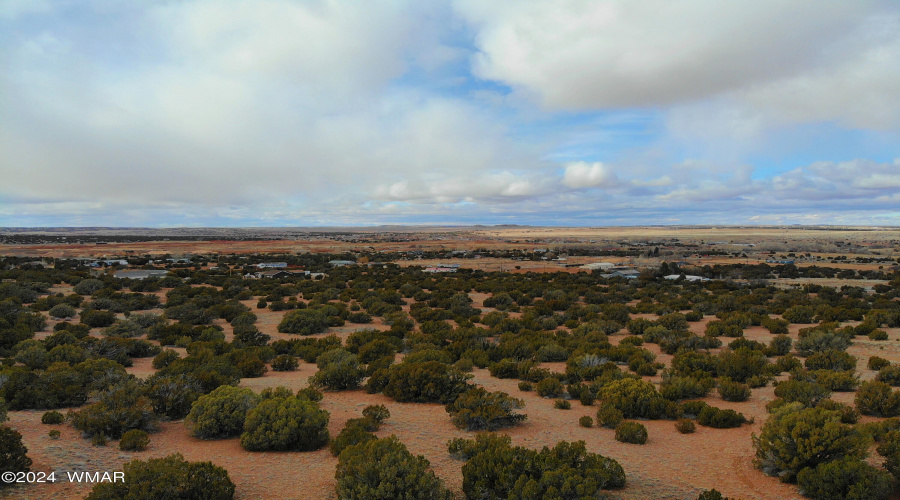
1, 0, 899, 227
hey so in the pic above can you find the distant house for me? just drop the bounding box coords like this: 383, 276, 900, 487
424, 267, 457, 273
664, 274, 710, 282
600, 268, 640, 279
765, 259, 795, 265
328, 260, 356, 267
254, 270, 309, 279
114, 270, 169, 280
581, 262, 615, 271
256, 262, 288, 269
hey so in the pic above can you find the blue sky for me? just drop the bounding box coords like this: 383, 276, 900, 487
1, 0, 899, 227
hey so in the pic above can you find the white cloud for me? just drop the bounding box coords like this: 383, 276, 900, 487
457, 0, 900, 130
561, 162, 618, 189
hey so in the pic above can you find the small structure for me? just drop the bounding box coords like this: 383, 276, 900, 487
254, 270, 309, 279
256, 262, 288, 269
114, 270, 169, 280
328, 260, 356, 267
424, 266, 457, 273
664, 274, 711, 282
581, 262, 615, 271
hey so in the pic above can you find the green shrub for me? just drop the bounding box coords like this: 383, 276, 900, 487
596, 405, 624, 429
187, 386, 260, 439
80, 309, 117, 328
240, 397, 329, 451
145, 373, 203, 420
382, 361, 471, 404
869, 330, 889, 341
362, 404, 390, 423
85, 453, 235, 500
697, 405, 746, 428
310, 349, 364, 391
660, 375, 713, 401
48, 429, 60, 439
91, 434, 107, 446
277, 309, 328, 335
554, 399, 571, 410
856, 380, 900, 417
615, 421, 648, 444
675, 418, 695, 434
119, 429, 150, 451
717, 347, 769, 384
70, 381, 157, 439
796, 331, 851, 357
297, 387, 323, 402
151, 349, 180, 369
718, 378, 751, 402
773, 379, 831, 408
753, 403, 867, 483
0, 426, 32, 482
49, 304, 77, 319
536, 377, 564, 398
796, 457, 892, 500
793, 369, 859, 392
765, 335, 793, 356
579, 416, 593, 428
336, 436, 450, 500
271, 354, 299, 372
697, 489, 728, 500
329, 420, 377, 457
517, 381, 533, 391
876, 365, 900, 386
805, 350, 856, 371
869, 356, 891, 371
41, 410, 64, 425
783, 305, 815, 324
237, 358, 267, 378
445, 387, 526, 431
458, 437, 625, 498
597, 378, 668, 419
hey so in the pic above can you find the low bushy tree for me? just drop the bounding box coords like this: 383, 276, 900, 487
615, 421, 648, 444
796, 457, 892, 500
753, 403, 868, 483
70, 380, 157, 440
335, 436, 450, 500
119, 429, 150, 451
85, 453, 234, 499
446, 387, 526, 431
187, 386, 260, 439
856, 380, 900, 417
597, 378, 668, 419
271, 354, 299, 372
277, 309, 328, 335
458, 437, 626, 498
381, 361, 471, 403
718, 378, 751, 402
310, 349, 364, 391
0, 426, 32, 484
240, 397, 329, 451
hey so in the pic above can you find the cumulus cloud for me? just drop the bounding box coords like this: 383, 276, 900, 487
0, 0, 898, 226
561, 162, 618, 189
457, 0, 900, 130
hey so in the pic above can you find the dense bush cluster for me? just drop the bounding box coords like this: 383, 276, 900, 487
445, 387, 526, 431
335, 436, 450, 500
240, 395, 330, 452
3, 251, 900, 497
453, 434, 626, 498
85, 453, 235, 499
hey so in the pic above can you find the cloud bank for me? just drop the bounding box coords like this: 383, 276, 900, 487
0, 0, 898, 226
